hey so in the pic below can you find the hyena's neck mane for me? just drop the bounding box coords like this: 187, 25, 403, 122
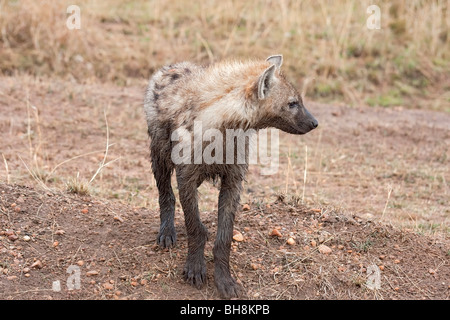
190, 59, 271, 131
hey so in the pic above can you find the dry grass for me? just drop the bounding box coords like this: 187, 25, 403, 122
0, 0, 449, 111
65, 172, 90, 196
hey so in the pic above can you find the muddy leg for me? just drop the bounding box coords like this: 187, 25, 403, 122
213, 176, 243, 298
177, 168, 208, 289
152, 150, 176, 248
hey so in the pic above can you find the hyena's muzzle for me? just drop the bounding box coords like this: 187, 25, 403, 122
302, 107, 318, 132
278, 103, 319, 135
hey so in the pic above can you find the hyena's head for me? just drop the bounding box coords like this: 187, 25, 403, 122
254, 55, 318, 135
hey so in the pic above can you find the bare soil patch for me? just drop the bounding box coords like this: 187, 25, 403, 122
0, 183, 448, 300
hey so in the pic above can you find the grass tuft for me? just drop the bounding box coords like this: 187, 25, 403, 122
66, 173, 90, 196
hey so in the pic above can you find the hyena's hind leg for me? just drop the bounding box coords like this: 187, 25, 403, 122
213, 172, 244, 298
176, 166, 209, 289
151, 142, 177, 248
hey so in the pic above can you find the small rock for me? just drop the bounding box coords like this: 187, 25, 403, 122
103, 283, 114, 290
310, 240, 317, 247
23, 267, 30, 273
77, 260, 84, 266
232, 231, 244, 242
7, 276, 17, 281
394, 259, 400, 264
379, 265, 385, 271
428, 268, 436, 275
286, 237, 296, 246
270, 228, 282, 238
23, 235, 31, 242
53, 241, 59, 248
242, 204, 251, 211
8, 234, 18, 242
81, 208, 89, 214
86, 270, 99, 276
31, 260, 43, 269
55, 230, 65, 235
114, 216, 124, 223
318, 244, 332, 254
250, 263, 259, 270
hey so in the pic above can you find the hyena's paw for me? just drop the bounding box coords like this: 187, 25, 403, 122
157, 227, 177, 248
183, 259, 207, 289
215, 272, 243, 299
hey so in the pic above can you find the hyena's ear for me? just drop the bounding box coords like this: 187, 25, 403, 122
258, 64, 276, 100
266, 55, 283, 70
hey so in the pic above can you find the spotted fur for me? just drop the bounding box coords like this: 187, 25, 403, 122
144, 55, 318, 298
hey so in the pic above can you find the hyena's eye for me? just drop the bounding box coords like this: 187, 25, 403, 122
288, 101, 299, 109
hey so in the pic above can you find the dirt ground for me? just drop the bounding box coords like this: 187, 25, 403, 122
0, 75, 449, 300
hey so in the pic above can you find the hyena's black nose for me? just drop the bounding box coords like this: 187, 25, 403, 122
310, 118, 318, 129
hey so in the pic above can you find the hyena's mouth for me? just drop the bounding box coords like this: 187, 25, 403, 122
284, 123, 317, 135
300, 120, 319, 134
294, 116, 319, 134
272, 114, 318, 135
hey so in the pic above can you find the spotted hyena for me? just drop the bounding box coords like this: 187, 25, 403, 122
144, 55, 318, 298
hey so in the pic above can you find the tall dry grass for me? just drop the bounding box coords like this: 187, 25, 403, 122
0, 0, 449, 110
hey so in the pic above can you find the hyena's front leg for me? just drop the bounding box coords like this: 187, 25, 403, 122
151, 150, 176, 248
214, 175, 244, 298
176, 168, 208, 289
